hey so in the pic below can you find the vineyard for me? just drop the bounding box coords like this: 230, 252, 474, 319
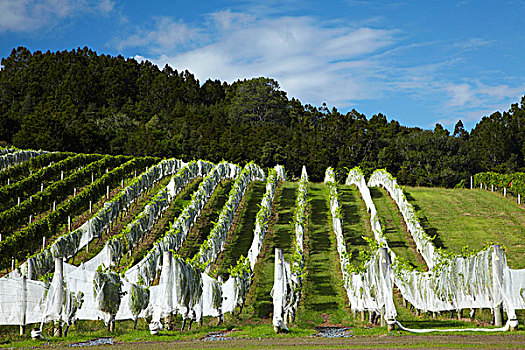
0, 148, 524, 346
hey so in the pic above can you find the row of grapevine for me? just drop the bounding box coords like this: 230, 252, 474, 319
124, 161, 237, 285
330, 168, 397, 326
0, 150, 50, 171
0, 147, 16, 156
1, 159, 280, 331
3, 157, 162, 277
192, 162, 265, 271
359, 168, 524, 330
0, 152, 73, 187
25, 160, 236, 328
60, 163, 279, 330
18, 158, 183, 279
473, 171, 525, 202
0, 154, 125, 236
93, 160, 215, 272
0, 157, 188, 329
0, 153, 100, 210
146, 165, 283, 331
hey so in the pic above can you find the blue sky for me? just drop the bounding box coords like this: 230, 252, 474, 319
1, 0, 524, 131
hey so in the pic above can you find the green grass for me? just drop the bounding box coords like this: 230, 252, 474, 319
339, 184, 374, 264
272, 182, 298, 261
370, 187, 426, 270
404, 187, 525, 269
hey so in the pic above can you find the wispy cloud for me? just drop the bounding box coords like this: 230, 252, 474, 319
121, 6, 523, 130
130, 13, 397, 107
116, 17, 199, 54
0, 0, 116, 33
437, 81, 525, 128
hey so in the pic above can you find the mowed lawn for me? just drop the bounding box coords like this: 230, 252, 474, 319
404, 187, 525, 269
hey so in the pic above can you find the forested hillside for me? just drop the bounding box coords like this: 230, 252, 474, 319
1, 46, 524, 185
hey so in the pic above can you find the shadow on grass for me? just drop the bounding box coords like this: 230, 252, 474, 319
304, 185, 340, 314
399, 319, 475, 329
403, 189, 446, 250
273, 185, 297, 253
339, 187, 367, 248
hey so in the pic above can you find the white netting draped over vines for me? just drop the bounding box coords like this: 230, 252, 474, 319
246, 165, 285, 269
355, 168, 525, 325
368, 169, 440, 268
0, 158, 216, 326
2, 161, 524, 331
147, 164, 284, 330
0, 149, 50, 171
125, 161, 240, 286
326, 167, 397, 322
272, 165, 307, 332
8, 158, 187, 280
193, 162, 266, 271
0, 147, 17, 155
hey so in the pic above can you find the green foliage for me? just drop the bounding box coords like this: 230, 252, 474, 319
129, 283, 149, 318
3, 47, 525, 185
228, 255, 251, 278
473, 171, 525, 197
93, 267, 123, 317
0, 155, 155, 266
0, 151, 72, 186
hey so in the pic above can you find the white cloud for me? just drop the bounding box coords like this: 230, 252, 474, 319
117, 17, 199, 54
128, 14, 396, 108
209, 10, 254, 31
0, 0, 115, 33
97, 0, 115, 16
445, 83, 477, 107
124, 8, 524, 129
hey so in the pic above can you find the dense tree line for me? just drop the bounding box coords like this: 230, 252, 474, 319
1, 46, 524, 185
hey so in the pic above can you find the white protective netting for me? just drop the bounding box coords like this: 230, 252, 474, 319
272, 165, 307, 331
0, 149, 50, 171
0, 147, 17, 155
125, 161, 240, 285
246, 165, 285, 269
368, 169, 525, 319
193, 162, 266, 271
368, 169, 440, 268
8, 158, 186, 280
148, 165, 285, 330
327, 167, 397, 323
0, 159, 214, 327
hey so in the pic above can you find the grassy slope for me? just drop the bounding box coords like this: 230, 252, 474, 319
339, 184, 374, 263
404, 187, 525, 269
370, 187, 427, 270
